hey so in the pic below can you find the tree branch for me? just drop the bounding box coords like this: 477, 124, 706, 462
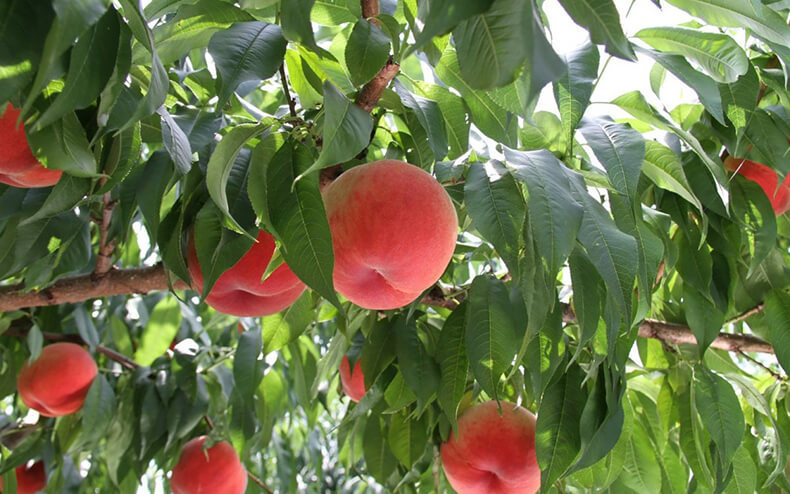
0, 268, 776, 355
361, 0, 380, 26
93, 187, 118, 278
0, 264, 188, 312
279, 64, 297, 118
355, 56, 400, 113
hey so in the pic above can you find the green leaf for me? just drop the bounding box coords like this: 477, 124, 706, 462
664, 0, 790, 47
206, 122, 270, 234
504, 148, 583, 275
393, 80, 448, 160
34, 9, 120, 130
296, 81, 373, 180
554, 43, 599, 144
387, 411, 427, 468
134, 296, 182, 366
0, 1, 53, 103
642, 140, 703, 213
81, 375, 116, 445
618, 418, 663, 492
407, 0, 495, 57
465, 275, 523, 401
158, 108, 193, 174
683, 283, 725, 356
568, 249, 603, 360
281, 0, 317, 49
345, 19, 391, 87
436, 303, 468, 430
262, 291, 314, 353
452, 0, 530, 90
22, 0, 112, 117
464, 160, 525, 277
566, 170, 637, 322
395, 316, 440, 408
364, 417, 397, 482
635, 27, 748, 84
636, 46, 725, 125
208, 21, 287, 108
136, 151, 174, 246
27, 112, 98, 177
19, 175, 92, 226
435, 47, 516, 146
719, 64, 760, 134
234, 328, 263, 403
556, 0, 635, 60
580, 117, 645, 209
536, 363, 585, 487
360, 319, 396, 390
415, 82, 469, 160
764, 290, 790, 376
723, 446, 756, 494
693, 367, 745, 468
263, 140, 342, 311
117, 0, 169, 129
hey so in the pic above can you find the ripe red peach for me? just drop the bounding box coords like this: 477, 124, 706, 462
17, 343, 98, 417
440, 401, 540, 494
12, 461, 47, 494
323, 160, 458, 309
171, 436, 247, 494
0, 104, 62, 188
186, 229, 305, 317
725, 155, 790, 215
339, 355, 366, 402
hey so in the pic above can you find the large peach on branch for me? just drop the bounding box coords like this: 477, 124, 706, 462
0, 104, 62, 188
323, 160, 458, 310
339, 355, 366, 402
170, 436, 247, 494
440, 401, 540, 494
17, 342, 98, 417
725, 155, 790, 215
187, 229, 305, 317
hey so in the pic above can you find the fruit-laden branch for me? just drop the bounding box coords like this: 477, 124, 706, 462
0, 265, 776, 355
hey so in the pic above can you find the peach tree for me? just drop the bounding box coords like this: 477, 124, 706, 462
0, 0, 790, 492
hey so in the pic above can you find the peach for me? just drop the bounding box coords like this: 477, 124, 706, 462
0, 104, 62, 188
4, 461, 47, 494
339, 355, 366, 402
725, 155, 790, 215
186, 229, 305, 317
323, 160, 458, 309
171, 436, 247, 494
440, 401, 540, 494
17, 343, 98, 417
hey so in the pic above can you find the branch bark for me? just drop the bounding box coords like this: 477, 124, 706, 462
0, 265, 775, 355
0, 264, 188, 312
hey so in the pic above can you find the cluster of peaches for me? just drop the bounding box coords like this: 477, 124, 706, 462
7, 100, 785, 493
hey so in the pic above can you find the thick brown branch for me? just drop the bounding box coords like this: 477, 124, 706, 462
0, 264, 776, 355
0, 264, 188, 312
94, 190, 118, 277
361, 0, 380, 25
355, 57, 399, 113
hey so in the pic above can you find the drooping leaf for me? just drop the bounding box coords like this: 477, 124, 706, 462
554, 43, 599, 144
208, 21, 287, 107
436, 304, 469, 430
556, 0, 635, 60
345, 19, 391, 86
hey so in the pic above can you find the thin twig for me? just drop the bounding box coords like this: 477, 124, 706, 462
247, 471, 275, 494
736, 348, 785, 381
361, 0, 381, 26
279, 64, 297, 118
93, 178, 118, 277
725, 303, 765, 326
4, 323, 139, 371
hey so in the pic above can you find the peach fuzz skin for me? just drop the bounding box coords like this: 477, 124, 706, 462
171, 436, 247, 494
0, 461, 47, 494
187, 229, 305, 317
725, 156, 790, 215
440, 401, 540, 494
323, 160, 458, 310
0, 104, 62, 188
17, 343, 98, 417
339, 355, 366, 402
